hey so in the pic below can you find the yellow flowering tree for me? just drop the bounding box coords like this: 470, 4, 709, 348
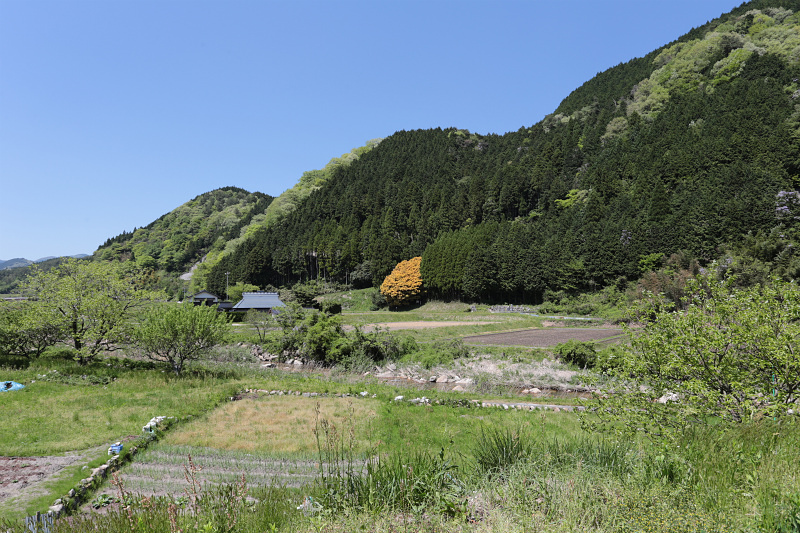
380, 257, 424, 308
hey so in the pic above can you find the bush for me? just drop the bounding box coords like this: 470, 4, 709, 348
292, 280, 323, 308
321, 300, 342, 315
405, 338, 469, 369
315, 412, 464, 514
594, 344, 625, 372
553, 340, 597, 368
369, 288, 388, 311
130, 304, 231, 375
346, 327, 417, 363
590, 273, 800, 443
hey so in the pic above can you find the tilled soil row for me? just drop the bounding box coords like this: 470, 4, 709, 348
463, 327, 624, 347
118, 451, 324, 496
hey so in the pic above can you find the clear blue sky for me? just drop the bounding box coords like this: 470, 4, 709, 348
1, 0, 741, 260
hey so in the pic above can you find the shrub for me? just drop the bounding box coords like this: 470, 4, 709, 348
406, 338, 469, 369
594, 344, 625, 372
553, 340, 597, 368
130, 304, 231, 375
369, 288, 388, 311
292, 280, 323, 308
315, 410, 464, 514
321, 300, 342, 315
590, 273, 800, 443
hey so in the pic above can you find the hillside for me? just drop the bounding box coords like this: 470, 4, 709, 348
93, 187, 273, 296
0, 257, 73, 294
198, 0, 800, 302
188, 140, 382, 291
0, 258, 32, 271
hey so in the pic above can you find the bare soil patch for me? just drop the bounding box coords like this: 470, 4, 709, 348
464, 327, 623, 347
0, 447, 103, 510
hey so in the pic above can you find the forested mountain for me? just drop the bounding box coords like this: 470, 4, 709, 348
188, 140, 382, 290
196, 1, 800, 302
94, 187, 273, 282
0, 257, 71, 294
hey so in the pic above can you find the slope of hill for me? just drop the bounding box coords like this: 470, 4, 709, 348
0, 257, 78, 294
0, 258, 32, 270
94, 187, 273, 281
187, 140, 383, 291
199, 0, 800, 302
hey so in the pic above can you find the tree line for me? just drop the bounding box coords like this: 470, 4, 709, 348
204, 49, 799, 302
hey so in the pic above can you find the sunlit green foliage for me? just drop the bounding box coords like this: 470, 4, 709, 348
590, 273, 800, 442
0, 300, 62, 358
226, 281, 259, 304
19, 259, 159, 364
92, 187, 273, 300
131, 303, 232, 375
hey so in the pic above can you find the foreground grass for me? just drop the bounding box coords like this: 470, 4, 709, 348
3, 347, 800, 531
0, 364, 243, 456
22, 413, 800, 532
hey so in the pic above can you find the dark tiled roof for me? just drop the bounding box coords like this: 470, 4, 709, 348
232, 292, 286, 310
191, 290, 219, 301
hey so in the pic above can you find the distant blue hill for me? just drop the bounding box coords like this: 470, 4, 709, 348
0, 254, 89, 270
0, 258, 32, 270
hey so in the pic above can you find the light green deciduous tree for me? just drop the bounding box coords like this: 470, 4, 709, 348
0, 300, 63, 358
21, 259, 157, 364
227, 282, 259, 304
245, 308, 275, 344
589, 273, 800, 442
131, 303, 231, 375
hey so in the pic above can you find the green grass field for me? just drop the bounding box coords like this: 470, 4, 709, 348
2, 308, 799, 532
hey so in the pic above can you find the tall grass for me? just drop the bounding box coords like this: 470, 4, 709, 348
473, 427, 532, 477
12, 468, 298, 533
313, 403, 465, 516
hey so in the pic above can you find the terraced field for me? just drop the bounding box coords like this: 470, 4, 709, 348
114, 394, 378, 498
120, 446, 321, 495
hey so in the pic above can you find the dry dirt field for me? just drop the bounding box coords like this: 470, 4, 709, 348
0, 447, 104, 514
463, 327, 624, 347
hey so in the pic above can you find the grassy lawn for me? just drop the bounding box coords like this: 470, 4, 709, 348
2, 319, 799, 531
0, 366, 243, 457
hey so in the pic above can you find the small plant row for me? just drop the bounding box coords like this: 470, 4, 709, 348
243, 388, 377, 399
44, 416, 174, 518
244, 387, 579, 412
398, 395, 583, 411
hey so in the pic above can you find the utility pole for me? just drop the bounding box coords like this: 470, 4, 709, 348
225, 272, 230, 302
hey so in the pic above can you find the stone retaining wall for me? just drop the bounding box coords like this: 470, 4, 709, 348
46, 417, 173, 518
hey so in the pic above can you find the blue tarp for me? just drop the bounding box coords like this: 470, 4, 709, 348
1, 381, 24, 392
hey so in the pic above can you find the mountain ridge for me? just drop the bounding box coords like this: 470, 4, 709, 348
43, 0, 800, 305
198, 0, 800, 301
0, 255, 89, 271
